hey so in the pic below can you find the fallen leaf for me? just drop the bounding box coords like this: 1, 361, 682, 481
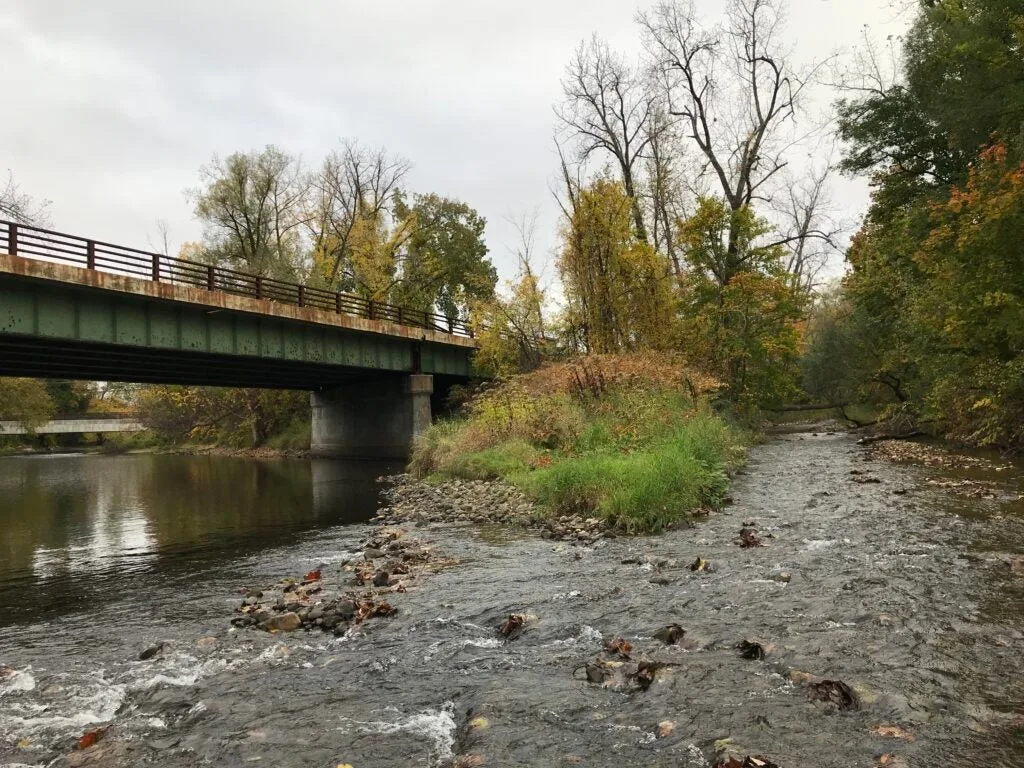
77, 727, 107, 750
656, 720, 675, 738
872, 725, 915, 742
688, 557, 709, 572
469, 717, 489, 730
304, 569, 322, 582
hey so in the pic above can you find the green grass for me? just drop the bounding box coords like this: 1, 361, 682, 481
413, 384, 746, 534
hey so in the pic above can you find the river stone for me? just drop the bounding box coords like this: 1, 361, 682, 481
336, 599, 357, 619
259, 612, 301, 632
364, 546, 384, 560
139, 642, 167, 661
307, 606, 324, 621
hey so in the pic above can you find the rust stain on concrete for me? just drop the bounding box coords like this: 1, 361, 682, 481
0, 253, 478, 349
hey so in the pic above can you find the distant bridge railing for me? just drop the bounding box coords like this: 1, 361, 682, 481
0, 220, 473, 338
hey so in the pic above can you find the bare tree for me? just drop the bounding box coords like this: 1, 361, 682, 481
307, 140, 411, 288
640, 0, 828, 278
774, 161, 841, 292
556, 36, 658, 242
0, 171, 50, 225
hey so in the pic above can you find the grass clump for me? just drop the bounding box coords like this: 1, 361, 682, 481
412, 353, 746, 534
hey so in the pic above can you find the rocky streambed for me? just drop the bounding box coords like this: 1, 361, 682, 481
2, 433, 1024, 768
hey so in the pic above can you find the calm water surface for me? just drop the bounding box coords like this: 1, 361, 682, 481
0, 454, 399, 627
1, 440, 1023, 767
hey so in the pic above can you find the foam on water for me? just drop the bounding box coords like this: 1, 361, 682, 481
337, 701, 457, 766
0, 669, 35, 696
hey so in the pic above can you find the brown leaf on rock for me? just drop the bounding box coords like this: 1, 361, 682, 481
303, 569, 322, 582
604, 637, 633, 658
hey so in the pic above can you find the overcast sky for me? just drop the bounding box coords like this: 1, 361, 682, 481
1, 1, 909, 282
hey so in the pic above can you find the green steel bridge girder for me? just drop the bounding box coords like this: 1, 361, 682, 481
0, 270, 474, 389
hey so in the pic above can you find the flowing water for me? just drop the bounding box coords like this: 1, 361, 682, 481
0, 436, 1022, 767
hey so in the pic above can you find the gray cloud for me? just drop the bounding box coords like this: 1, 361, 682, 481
1, 0, 908, 278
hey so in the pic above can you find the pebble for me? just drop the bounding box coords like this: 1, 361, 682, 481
374, 475, 610, 542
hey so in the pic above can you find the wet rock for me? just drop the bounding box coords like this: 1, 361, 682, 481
500, 613, 529, 640
307, 605, 324, 621
138, 642, 167, 661
364, 546, 384, 560
654, 623, 686, 645
147, 735, 181, 750
259, 612, 301, 633
631, 660, 673, 691
336, 599, 357, 620
806, 678, 859, 712
737, 527, 763, 548
713, 756, 781, 768
372, 570, 390, 587
196, 636, 217, 650
649, 575, 672, 586
737, 640, 772, 660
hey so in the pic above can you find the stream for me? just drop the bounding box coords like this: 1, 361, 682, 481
1, 433, 1023, 767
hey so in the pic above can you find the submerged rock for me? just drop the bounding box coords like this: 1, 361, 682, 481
259, 612, 301, 633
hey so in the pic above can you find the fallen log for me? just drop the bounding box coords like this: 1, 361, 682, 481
856, 431, 925, 445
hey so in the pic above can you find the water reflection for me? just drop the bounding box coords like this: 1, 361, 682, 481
0, 454, 399, 626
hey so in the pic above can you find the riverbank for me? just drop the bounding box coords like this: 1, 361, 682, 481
5, 431, 1022, 767
412, 355, 747, 534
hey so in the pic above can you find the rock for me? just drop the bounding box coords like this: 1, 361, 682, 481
737, 640, 773, 660
196, 636, 217, 650
364, 546, 384, 560
500, 613, 529, 639
806, 678, 859, 712
307, 606, 324, 621
259, 612, 302, 633
372, 570, 390, 587
336, 599, 357, 620
138, 642, 167, 661
649, 576, 672, 586
653, 624, 686, 645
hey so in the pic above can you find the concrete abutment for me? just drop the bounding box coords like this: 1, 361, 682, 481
310, 374, 433, 459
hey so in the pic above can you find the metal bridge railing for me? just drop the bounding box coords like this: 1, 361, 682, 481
0, 220, 473, 338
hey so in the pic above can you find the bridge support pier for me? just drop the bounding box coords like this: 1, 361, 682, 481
310, 374, 433, 459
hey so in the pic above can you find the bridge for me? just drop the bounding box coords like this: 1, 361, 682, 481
0, 415, 145, 436
0, 221, 477, 457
